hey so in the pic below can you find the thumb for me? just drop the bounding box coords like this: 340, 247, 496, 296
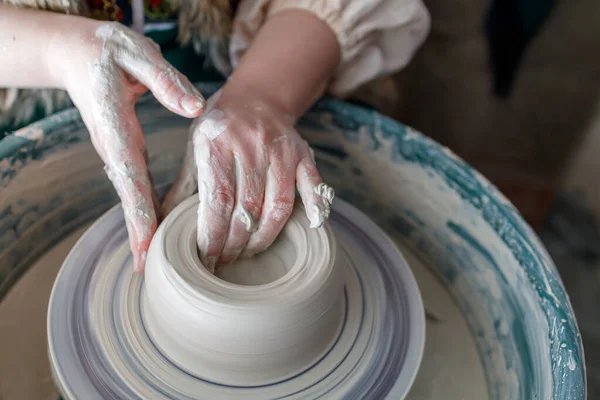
85, 106, 159, 273
116, 40, 206, 118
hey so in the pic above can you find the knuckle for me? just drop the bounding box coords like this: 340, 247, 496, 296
256, 130, 270, 147
152, 67, 174, 88
193, 137, 216, 165
154, 66, 171, 82
241, 197, 262, 218
102, 21, 123, 35
295, 134, 309, 148
211, 189, 235, 212
142, 36, 161, 52
266, 197, 294, 223
299, 144, 315, 160
152, 67, 178, 93
299, 157, 319, 176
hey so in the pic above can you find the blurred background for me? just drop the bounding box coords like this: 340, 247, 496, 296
349, 0, 600, 396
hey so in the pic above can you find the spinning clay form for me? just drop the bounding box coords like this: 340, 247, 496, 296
143, 198, 344, 386
48, 196, 425, 399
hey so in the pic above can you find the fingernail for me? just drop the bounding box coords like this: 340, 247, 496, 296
181, 94, 205, 114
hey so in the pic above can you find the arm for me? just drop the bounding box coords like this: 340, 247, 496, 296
163, 10, 340, 270
164, 0, 430, 269
231, 0, 431, 96
0, 4, 206, 272
0, 4, 76, 88
223, 10, 341, 118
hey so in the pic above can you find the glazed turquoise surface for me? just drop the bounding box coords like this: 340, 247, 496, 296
0, 82, 586, 399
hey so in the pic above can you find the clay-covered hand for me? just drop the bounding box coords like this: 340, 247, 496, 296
162, 86, 334, 272
54, 22, 206, 272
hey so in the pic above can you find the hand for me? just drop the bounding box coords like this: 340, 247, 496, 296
52, 22, 206, 272
162, 85, 334, 272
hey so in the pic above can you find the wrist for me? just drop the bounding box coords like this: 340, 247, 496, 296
221, 75, 315, 119
226, 10, 340, 118
45, 16, 104, 90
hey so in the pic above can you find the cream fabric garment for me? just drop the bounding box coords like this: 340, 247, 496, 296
230, 0, 430, 96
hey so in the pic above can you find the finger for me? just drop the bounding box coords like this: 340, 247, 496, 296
243, 160, 295, 258
218, 154, 266, 265
93, 110, 158, 273
144, 147, 162, 222
161, 135, 198, 218
296, 154, 334, 228
117, 44, 206, 118
161, 95, 223, 218
195, 141, 235, 273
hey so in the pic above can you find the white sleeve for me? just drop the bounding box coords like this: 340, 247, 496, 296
230, 0, 431, 96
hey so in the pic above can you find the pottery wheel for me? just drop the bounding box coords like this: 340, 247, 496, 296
48, 197, 425, 399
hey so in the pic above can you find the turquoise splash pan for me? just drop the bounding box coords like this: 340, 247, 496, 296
0, 83, 585, 399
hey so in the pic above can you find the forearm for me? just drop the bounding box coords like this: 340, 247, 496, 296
0, 4, 96, 89
224, 10, 340, 118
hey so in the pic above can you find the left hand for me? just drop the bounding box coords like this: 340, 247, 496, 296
162, 84, 334, 272
54, 22, 206, 273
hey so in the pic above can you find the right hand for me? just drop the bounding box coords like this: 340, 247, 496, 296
161, 86, 334, 272
52, 22, 206, 272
